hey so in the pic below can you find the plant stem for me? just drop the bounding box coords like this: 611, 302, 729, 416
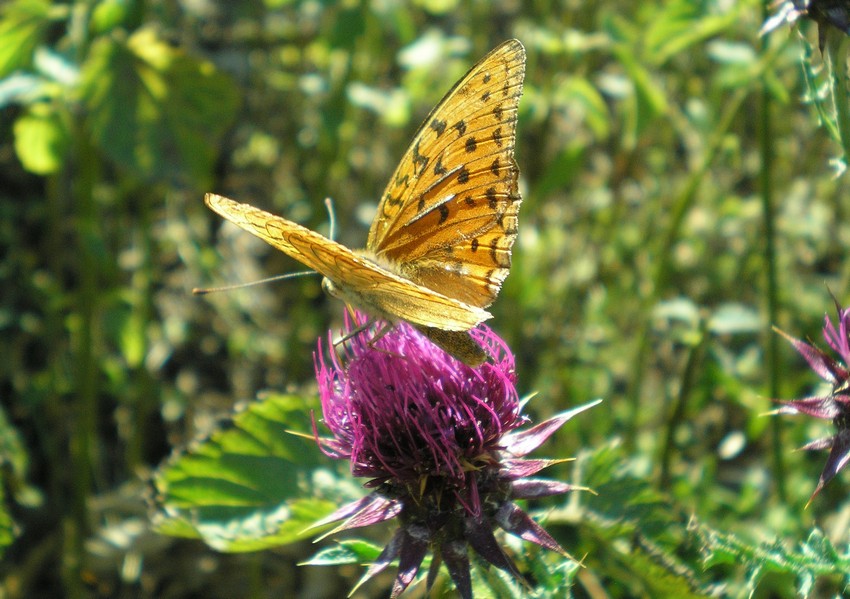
827, 32, 850, 167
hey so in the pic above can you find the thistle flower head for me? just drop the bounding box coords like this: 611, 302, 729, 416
776, 299, 850, 499
312, 313, 596, 598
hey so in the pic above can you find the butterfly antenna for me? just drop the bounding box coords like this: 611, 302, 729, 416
192, 271, 317, 295
324, 197, 337, 241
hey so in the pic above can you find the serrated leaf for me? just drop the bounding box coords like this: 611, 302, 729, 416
695, 523, 850, 595
0, 0, 52, 78
153, 393, 343, 552
80, 27, 239, 188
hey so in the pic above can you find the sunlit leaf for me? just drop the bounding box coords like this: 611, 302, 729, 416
645, 2, 741, 65
12, 102, 70, 175
0, 0, 52, 78
90, 0, 136, 35
80, 27, 239, 188
0, 485, 13, 560
0, 405, 31, 558
153, 393, 343, 552
301, 540, 383, 566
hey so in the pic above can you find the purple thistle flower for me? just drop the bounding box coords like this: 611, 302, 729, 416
311, 312, 598, 598
775, 298, 850, 499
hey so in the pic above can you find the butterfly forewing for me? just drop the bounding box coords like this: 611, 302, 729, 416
204, 194, 490, 331
367, 39, 525, 310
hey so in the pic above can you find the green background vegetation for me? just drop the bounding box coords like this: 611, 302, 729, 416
2, 0, 850, 596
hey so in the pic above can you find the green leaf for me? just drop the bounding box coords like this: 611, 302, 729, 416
617, 50, 668, 147
13, 102, 70, 175
0, 484, 14, 560
559, 77, 611, 139
90, 0, 135, 35
644, 2, 741, 66
153, 393, 343, 552
0, 0, 52, 78
695, 524, 850, 595
0, 404, 30, 558
80, 27, 239, 188
302, 539, 384, 566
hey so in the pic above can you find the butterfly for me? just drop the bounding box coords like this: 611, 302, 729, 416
205, 39, 525, 366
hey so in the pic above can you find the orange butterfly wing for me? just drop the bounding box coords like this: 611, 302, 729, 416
204, 194, 490, 331
366, 39, 525, 309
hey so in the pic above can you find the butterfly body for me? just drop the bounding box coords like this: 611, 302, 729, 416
205, 39, 526, 365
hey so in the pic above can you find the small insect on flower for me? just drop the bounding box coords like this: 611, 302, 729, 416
774, 298, 850, 500
310, 312, 599, 598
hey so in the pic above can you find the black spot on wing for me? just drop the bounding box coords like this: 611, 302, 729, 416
457, 167, 470, 184
492, 127, 503, 147
465, 136, 477, 153
430, 119, 447, 136
433, 155, 447, 176
438, 204, 449, 224
412, 141, 429, 174
490, 238, 511, 268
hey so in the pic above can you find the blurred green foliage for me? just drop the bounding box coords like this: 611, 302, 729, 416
2, 0, 850, 597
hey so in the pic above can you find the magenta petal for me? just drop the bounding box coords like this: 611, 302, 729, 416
495, 502, 567, 555
503, 400, 601, 456
308, 494, 382, 530
312, 494, 401, 540
440, 540, 472, 599
358, 527, 404, 585
331, 497, 401, 534
500, 458, 568, 479
510, 478, 575, 499
775, 327, 846, 383
464, 516, 523, 579
811, 431, 850, 498
391, 526, 429, 598
823, 304, 850, 365
800, 437, 835, 451
779, 395, 843, 419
